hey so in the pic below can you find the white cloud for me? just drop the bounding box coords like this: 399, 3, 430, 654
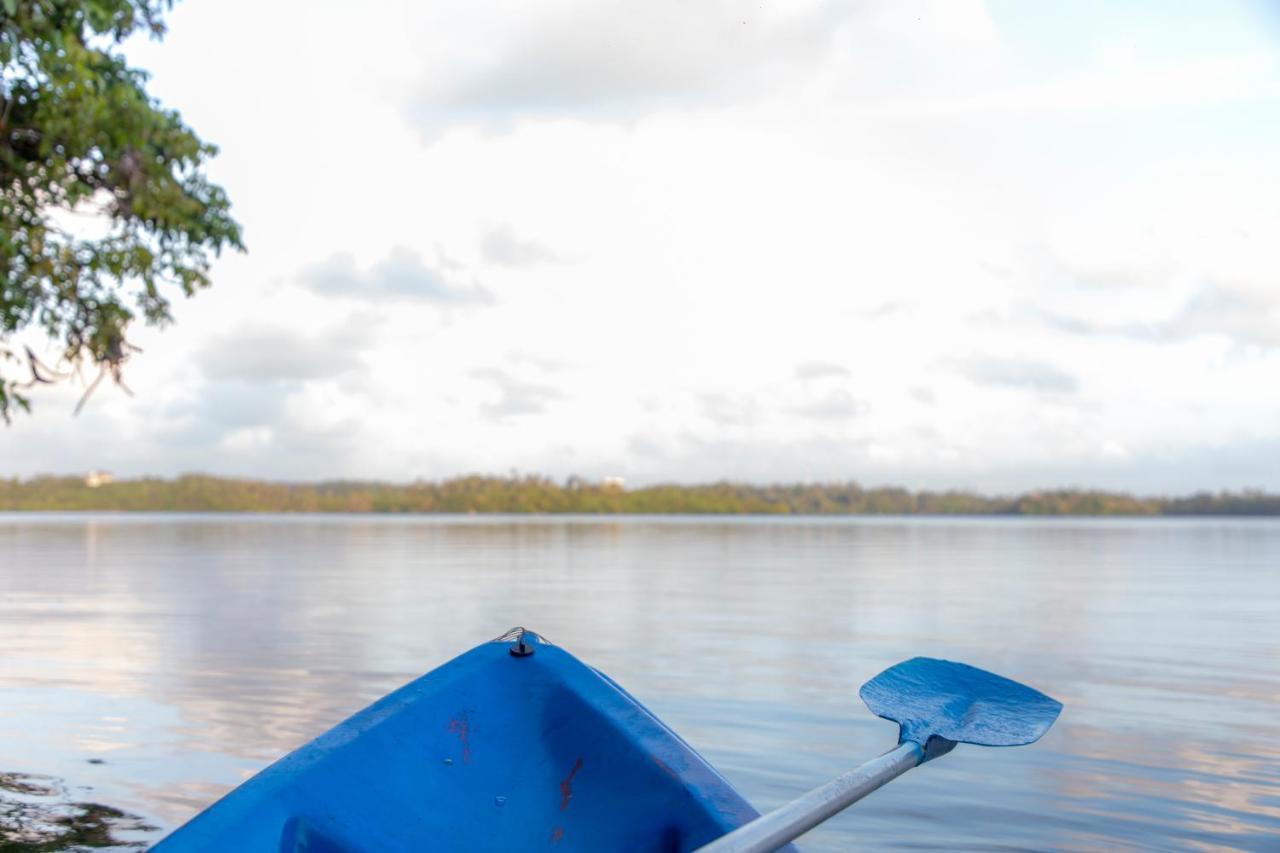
1040, 284, 1280, 350
697, 392, 760, 428
789, 389, 869, 420
300, 248, 492, 305
407, 0, 851, 136
470, 368, 564, 418
956, 357, 1079, 395
480, 225, 558, 268
197, 323, 376, 383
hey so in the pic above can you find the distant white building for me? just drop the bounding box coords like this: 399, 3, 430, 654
601, 476, 626, 491
85, 470, 114, 488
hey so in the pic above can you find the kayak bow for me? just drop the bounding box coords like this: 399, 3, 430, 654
155, 628, 777, 852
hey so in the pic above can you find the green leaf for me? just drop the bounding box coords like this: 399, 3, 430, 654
0, 0, 244, 423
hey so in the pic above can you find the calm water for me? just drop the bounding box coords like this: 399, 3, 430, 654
0, 514, 1278, 851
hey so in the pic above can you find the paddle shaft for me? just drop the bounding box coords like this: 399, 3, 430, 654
694, 741, 923, 853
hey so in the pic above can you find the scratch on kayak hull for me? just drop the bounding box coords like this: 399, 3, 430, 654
447, 711, 471, 763
559, 757, 583, 811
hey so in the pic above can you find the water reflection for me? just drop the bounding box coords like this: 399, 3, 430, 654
1, 515, 1278, 850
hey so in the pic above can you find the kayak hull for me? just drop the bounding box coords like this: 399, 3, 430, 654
155, 633, 769, 852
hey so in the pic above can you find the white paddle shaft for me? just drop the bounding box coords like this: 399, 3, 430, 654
694, 741, 923, 853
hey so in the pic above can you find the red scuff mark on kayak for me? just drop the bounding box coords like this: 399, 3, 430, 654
558, 757, 583, 811
652, 756, 680, 780
447, 712, 471, 764
549, 826, 564, 844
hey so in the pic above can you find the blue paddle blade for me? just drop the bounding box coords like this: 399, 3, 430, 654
859, 657, 1062, 763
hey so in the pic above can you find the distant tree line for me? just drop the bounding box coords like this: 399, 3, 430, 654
0, 475, 1278, 515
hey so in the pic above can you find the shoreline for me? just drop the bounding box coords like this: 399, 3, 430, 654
2, 474, 1278, 516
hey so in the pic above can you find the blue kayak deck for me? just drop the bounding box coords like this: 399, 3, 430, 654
156, 634, 768, 852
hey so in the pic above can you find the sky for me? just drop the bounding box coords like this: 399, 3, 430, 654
4, 0, 1280, 492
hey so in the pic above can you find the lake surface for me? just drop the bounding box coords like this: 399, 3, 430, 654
0, 514, 1277, 851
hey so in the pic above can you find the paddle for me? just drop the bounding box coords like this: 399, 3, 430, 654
694, 657, 1062, 853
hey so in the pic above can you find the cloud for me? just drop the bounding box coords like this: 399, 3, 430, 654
1037, 309, 1175, 343
789, 389, 869, 420
407, 0, 848, 135
505, 349, 568, 372
1172, 285, 1280, 347
1040, 283, 1280, 348
956, 357, 1079, 394
161, 382, 291, 440
299, 248, 492, 305
794, 362, 851, 380
171, 322, 382, 472
481, 225, 558, 267
197, 323, 376, 384
113, 373, 368, 480
697, 392, 759, 427
1050, 263, 1148, 291
471, 368, 563, 417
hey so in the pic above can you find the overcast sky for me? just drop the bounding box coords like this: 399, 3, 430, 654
4, 0, 1279, 492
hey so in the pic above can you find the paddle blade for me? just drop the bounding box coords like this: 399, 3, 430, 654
859, 658, 1062, 762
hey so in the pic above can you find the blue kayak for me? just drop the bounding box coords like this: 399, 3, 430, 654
155, 629, 784, 852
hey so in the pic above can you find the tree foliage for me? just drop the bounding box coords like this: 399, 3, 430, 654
2, 474, 1278, 515
0, 0, 241, 420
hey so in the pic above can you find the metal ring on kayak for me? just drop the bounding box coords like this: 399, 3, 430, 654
493, 626, 546, 656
